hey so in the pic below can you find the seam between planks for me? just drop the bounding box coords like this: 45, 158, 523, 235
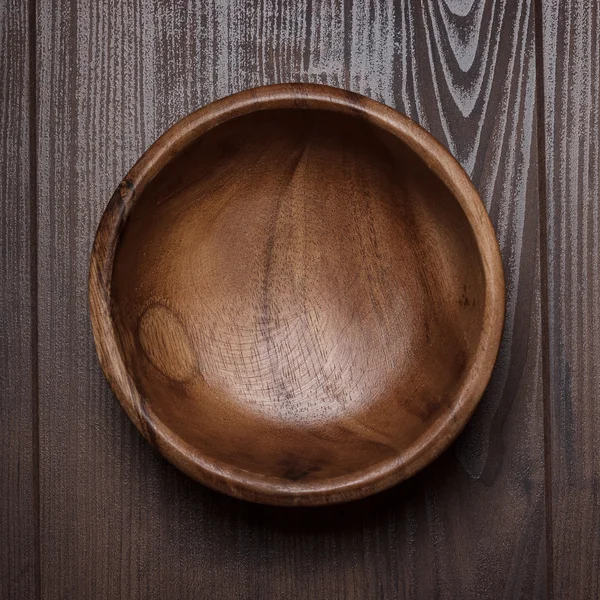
533, 0, 554, 596
28, 0, 40, 597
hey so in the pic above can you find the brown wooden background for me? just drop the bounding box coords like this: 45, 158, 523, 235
1, 0, 598, 598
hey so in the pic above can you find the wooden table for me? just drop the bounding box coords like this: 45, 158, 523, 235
2, 1, 598, 598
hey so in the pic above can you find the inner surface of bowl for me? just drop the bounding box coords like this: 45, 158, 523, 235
110, 108, 486, 484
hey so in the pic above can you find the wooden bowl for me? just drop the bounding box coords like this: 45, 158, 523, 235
89, 84, 505, 506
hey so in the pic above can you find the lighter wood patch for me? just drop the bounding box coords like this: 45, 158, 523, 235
139, 304, 196, 382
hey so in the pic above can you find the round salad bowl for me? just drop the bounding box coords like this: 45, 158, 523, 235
89, 83, 505, 506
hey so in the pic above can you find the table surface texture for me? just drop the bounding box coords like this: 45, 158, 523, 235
1, 0, 598, 598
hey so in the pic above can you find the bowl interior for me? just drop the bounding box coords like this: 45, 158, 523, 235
110, 108, 486, 484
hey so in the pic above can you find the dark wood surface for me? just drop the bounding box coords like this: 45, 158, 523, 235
0, 0, 596, 597
540, 0, 600, 597
0, 1, 37, 599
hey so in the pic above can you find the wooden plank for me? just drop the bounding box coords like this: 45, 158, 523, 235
540, 0, 600, 595
388, 0, 546, 597
37, 0, 545, 597
0, 0, 37, 598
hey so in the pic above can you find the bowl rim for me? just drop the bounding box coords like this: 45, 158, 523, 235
89, 82, 506, 506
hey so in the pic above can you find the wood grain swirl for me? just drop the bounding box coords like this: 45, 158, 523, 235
541, 0, 600, 595
36, 0, 546, 597
0, 1, 36, 598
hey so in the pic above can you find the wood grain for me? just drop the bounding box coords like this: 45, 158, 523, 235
0, 0, 37, 598
36, 0, 544, 597
540, 0, 600, 595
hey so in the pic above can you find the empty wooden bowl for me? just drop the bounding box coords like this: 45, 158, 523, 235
89, 83, 505, 506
